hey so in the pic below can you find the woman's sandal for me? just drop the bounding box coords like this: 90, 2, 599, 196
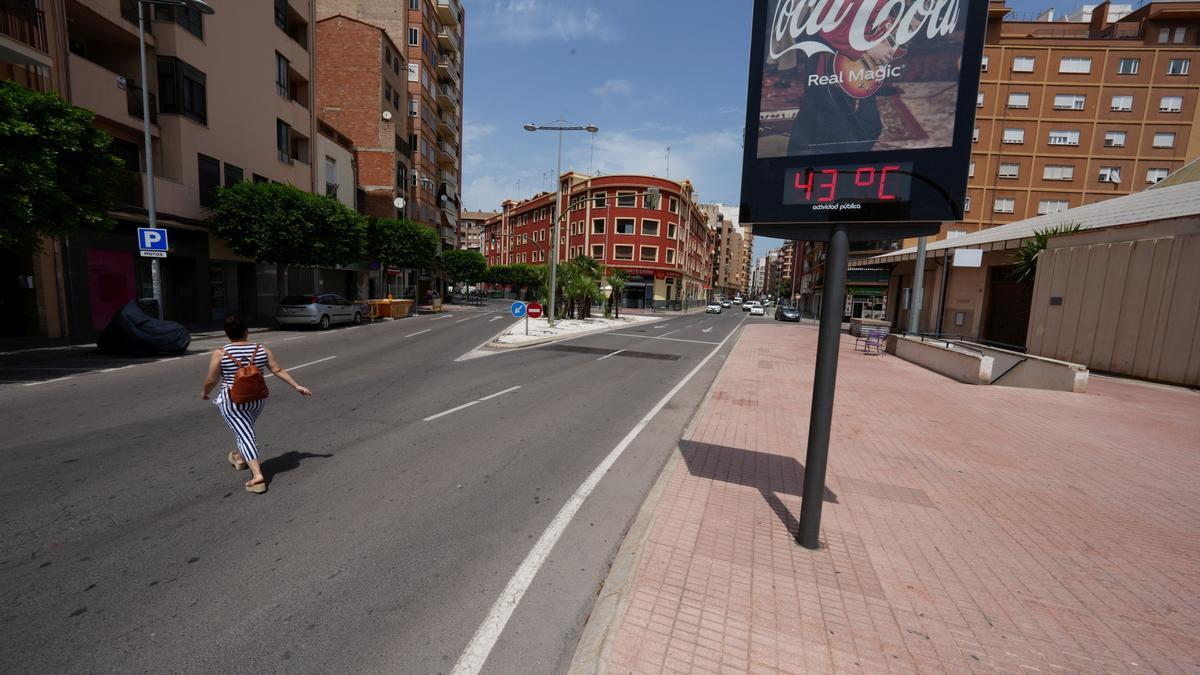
228, 452, 248, 471
245, 479, 267, 494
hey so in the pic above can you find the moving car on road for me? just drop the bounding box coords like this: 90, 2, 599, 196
276, 294, 365, 329
706, 301, 723, 314
721, 300, 731, 308
748, 302, 765, 316
775, 305, 801, 322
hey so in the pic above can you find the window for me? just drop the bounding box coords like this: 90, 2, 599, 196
1167, 59, 1190, 76
592, 244, 604, 258
223, 163, 243, 186
277, 119, 290, 162
1152, 132, 1176, 148
157, 57, 207, 124
639, 246, 657, 262
1013, 56, 1035, 72
384, 48, 392, 67
615, 218, 635, 234
409, 0, 418, 9
1059, 57, 1092, 74
325, 156, 337, 196
274, 0, 287, 30
158, 4, 203, 39
1053, 94, 1086, 110
198, 154, 220, 207
275, 52, 288, 98
408, 27, 419, 45
1175, 28, 1187, 43
667, 248, 680, 265
616, 192, 636, 207
592, 218, 605, 234
643, 191, 660, 209
964, 195, 971, 212
253, 174, 269, 184
980, 55, 989, 72
1146, 168, 1169, 183
668, 197, 679, 213
593, 192, 607, 207
408, 97, 418, 116
1097, 166, 1121, 183
1048, 130, 1080, 146
1117, 58, 1139, 75
613, 245, 634, 260
1007, 92, 1029, 108
976, 92, 984, 108
384, 83, 392, 103
1159, 27, 1171, 43
1038, 200, 1069, 215
972, 126, 980, 143
1110, 95, 1133, 111
1159, 96, 1183, 112
993, 197, 1015, 213
1104, 131, 1126, 147
1002, 128, 1024, 144
667, 222, 677, 239
968, 160, 975, 177
641, 219, 659, 236
998, 162, 1019, 178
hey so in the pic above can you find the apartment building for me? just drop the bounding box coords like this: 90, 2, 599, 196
960, 0, 1200, 237
459, 210, 497, 252
484, 173, 716, 308
702, 203, 750, 300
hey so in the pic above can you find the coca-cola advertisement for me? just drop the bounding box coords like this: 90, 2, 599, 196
757, 0, 969, 158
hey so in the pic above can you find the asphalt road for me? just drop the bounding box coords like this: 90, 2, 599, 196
0, 303, 772, 673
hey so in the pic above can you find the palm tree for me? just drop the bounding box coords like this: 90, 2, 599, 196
606, 268, 627, 319
1011, 223, 1081, 283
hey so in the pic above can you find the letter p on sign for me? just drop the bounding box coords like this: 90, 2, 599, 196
138, 227, 169, 251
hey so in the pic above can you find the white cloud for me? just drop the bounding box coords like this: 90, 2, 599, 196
474, 0, 613, 43
574, 128, 743, 204
462, 122, 496, 144
591, 79, 632, 97
464, 153, 484, 169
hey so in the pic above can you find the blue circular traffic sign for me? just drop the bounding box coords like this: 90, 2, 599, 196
510, 301, 527, 318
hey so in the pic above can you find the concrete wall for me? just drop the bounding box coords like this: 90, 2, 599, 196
888, 335, 994, 385
1027, 218, 1200, 386
316, 133, 356, 210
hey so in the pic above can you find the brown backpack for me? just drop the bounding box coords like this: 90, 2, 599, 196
223, 345, 269, 404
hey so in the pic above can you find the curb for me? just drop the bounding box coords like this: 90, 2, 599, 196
482, 316, 670, 352
566, 319, 748, 675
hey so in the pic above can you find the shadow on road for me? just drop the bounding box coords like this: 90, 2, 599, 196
262, 451, 333, 478
679, 440, 837, 537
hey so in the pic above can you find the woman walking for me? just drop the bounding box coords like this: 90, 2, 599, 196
201, 316, 312, 493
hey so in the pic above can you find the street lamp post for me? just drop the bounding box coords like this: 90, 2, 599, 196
523, 120, 598, 326
136, 0, 214, 318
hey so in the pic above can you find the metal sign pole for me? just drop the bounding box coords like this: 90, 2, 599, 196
908, 235, 928, 334
797, 223, 849, 549
525, 312, 529, 336
137, 0, 163, 319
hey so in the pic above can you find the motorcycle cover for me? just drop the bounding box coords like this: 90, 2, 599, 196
97, 301, 191, 356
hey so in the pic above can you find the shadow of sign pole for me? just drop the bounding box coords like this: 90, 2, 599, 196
797, 224, 849, 549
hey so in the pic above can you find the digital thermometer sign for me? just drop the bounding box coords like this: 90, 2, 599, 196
783, 163, 914, 206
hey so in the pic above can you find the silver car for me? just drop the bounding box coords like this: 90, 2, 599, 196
276, 294, 365, 329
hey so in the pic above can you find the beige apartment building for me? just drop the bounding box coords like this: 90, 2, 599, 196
458, 210, 496, 252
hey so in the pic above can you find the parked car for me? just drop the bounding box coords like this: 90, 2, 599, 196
276, 294, 365, 329
706, 301, 723, 314
775, 305, 801, 322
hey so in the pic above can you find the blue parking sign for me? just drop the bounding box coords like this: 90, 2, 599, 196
510, 301, 526, 318
138, 227, 169, 251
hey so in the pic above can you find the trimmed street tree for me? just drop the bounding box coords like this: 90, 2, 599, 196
0, 81, 126, 253
211, 181, 367, 295
606, 268, 627, 319
368, 218, 440, 297
440, 249, 487, 288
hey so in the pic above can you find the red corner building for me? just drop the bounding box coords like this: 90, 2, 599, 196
484, 173, 716, 308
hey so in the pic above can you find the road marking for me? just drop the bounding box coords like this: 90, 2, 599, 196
456, 317, 474, 323
430, 315, 453, 321
451, 317, 746, 675
607, 332, 719, 345
489, 316, 503, 322
595, 349, 625, 361
283, 335, 307, 341
265, 355, 336, 379
478, 385, 520, 401
405, 329, 432, 338
659, 329, 679, 338
423, 385, 521, 421
23, 375, 76, 387
702, 327, 713, 333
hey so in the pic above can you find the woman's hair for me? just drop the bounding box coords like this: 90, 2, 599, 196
224, 315, 249, 341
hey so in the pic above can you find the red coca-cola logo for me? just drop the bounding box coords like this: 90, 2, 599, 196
768, 0, 962, 62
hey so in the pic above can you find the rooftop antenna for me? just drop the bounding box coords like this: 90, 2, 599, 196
665, 146, 671, 178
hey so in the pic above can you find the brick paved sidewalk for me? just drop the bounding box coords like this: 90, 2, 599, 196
581, 323, 1200, 674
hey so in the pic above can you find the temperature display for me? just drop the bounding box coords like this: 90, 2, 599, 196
782, 163, 914, 206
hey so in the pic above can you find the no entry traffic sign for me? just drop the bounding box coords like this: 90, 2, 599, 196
526, 302, 543, 319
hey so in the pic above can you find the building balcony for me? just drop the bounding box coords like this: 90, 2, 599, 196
436, 27, 459, 53
437, 140, 456, 168
69, 53, 159, 135
436, 113, 458, 142
436, 83, 458, 112
435, 56, 458, 85
436, 0, 460, 26
0, 2, 51, 66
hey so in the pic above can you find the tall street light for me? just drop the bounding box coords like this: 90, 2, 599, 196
136, 0, 214, 318
523, 120, 598, 326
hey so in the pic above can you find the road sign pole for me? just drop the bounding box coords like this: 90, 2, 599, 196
525, 313, 528, 336
137, 1, 163, 319
797, 223, 849, 550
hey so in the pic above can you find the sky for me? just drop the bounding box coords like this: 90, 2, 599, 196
460, 0, 1062, 261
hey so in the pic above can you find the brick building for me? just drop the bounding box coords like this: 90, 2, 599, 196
702, 203, 751, 300
484, 174, 716, 308
459, 210, 496, 252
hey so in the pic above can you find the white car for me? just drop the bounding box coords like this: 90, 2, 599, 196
748, 302, 765, 316
706, 301, 723, 314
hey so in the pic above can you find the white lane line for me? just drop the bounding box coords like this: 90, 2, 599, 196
607, 332, 719, 346
405, 329, 432, 338
430, 315, 453, 321
478, 385, 521, 401
23, 375, 76, 387
702, 327, 714, 334
423, 385, 521, 421
456, 318, 474, 323
450, 318, 746, 675
596, 349, 625, 361
659, 329, 680, 338
422, 400, 479, 422
489, 316, 503, 322
283, 335, 307, 341
265, 355, 336, 378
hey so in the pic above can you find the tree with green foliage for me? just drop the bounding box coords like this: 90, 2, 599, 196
369, 218, 439, 271
777, 279, 792, 300
0, 81, 126, 253
561, 256, 603, 320
605, 268, 627, 319
440, 249, 487, 286
211, 181, 367, 295
485, 263, 543, 300
1010, 223, 1082, 283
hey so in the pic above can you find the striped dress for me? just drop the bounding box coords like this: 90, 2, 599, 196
214, 343, 270, 461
